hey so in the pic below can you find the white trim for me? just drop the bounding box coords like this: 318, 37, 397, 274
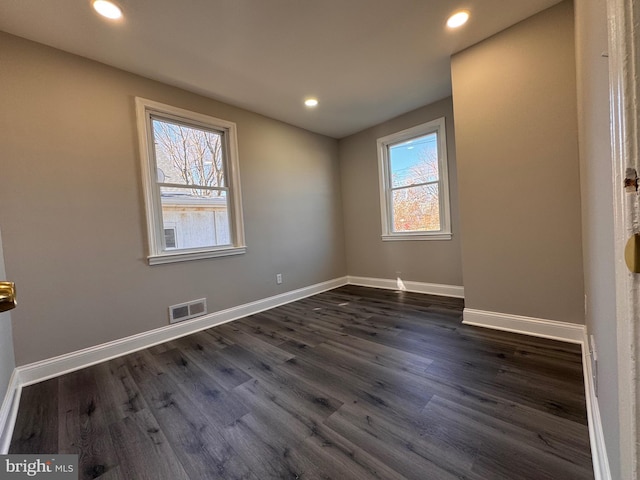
381, 233, 452, 241
5, 277, 463, 390
148, 246, 246, 265
606, 0, 639, 477
582, 331, 613, 480
161, 196, 227, 206
0, 281, 611, 477
347, 276, 464, 298
462, 308, 611, 479
9, 276, 465, 389
16, 277, 348, 388
0, 370, 21, 454
462, 308, 585, 344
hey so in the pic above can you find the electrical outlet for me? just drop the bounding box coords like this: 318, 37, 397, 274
276, 273, 283, 284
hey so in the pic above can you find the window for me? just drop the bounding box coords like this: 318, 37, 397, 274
377, 117, 452, 241
136, 98, 246, 265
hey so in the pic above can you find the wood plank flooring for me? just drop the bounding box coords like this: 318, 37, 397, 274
10, 285, 594, 479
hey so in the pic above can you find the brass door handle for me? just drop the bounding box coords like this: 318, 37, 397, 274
625, 234, 640, 273
0, 282, 16, 312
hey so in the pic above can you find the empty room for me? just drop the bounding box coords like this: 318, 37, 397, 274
0, 0, 638, 479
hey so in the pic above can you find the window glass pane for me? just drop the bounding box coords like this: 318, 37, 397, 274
151, 118, 226, 188
392, 184, 440, 232
389, 132, 438, 188
160, 187, 230, 249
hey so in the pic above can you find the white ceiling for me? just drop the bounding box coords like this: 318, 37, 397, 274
0, 0, 562, 138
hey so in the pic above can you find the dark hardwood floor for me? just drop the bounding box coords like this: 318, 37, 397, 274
10, 285, 594, 479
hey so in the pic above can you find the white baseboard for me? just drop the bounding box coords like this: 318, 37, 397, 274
462, 307, 610, 479
2, 279, 611, 479
581, 331, 612, 480
17, 276, 348, 388
2, 277, 350, 451
0, 370, 22, 454
11, 275, 459, 388
462, 308, 585, 344
347, 276, 464, 298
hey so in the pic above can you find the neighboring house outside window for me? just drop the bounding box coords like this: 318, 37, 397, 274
136, 98, 245, 265
377, 117, 452, 241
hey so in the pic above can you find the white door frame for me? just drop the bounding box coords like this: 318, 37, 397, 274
0, 228, 17, 453
606, 0, 639, 478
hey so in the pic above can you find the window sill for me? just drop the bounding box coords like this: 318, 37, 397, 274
381, 233, 452, 242
148, 246, 246, 265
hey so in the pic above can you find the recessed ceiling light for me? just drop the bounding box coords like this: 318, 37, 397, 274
304, 98, 319, 107
92, 0, 123, 19
447, 10, 469, 29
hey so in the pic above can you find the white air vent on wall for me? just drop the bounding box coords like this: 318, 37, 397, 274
169, 298, 207, 324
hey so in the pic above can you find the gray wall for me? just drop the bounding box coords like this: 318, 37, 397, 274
574, 0, 620, 476
338, 98, 463, 287
451, 1, 585, 324
0, 32, 346, 366
0, 228, 16, 405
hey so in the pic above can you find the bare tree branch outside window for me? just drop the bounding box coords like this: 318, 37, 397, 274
391, 149, 440, 232
153, 120, 225, 197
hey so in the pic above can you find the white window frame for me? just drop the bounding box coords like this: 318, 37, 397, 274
135, 97, 246, 265
377, 117, 452, 241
